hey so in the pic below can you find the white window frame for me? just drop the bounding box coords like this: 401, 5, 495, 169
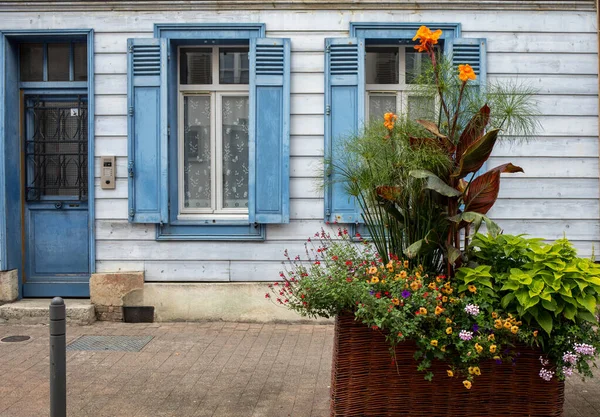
365, 45, 437, 122
177, 45, 250, 220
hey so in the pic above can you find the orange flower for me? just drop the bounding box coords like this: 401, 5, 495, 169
412, 25, 443, 53
458, 64, 477, 82
463, 380, 472, 390
419, 307, 428, 315
435, 306, 444, 315
383, 112, 398, 130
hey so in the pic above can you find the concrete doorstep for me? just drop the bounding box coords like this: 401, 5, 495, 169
0, 299, 95, 325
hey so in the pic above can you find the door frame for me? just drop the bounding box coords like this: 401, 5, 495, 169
0, 29, 95, 298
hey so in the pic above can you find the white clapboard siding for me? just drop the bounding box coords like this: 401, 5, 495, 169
493, 137, 598, 157
4, 6, 592, 281
0, 10, 595, 33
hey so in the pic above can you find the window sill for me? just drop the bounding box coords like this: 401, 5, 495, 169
156, 222, 265, 241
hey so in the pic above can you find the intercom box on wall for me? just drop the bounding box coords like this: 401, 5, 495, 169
100, 156, 116, 190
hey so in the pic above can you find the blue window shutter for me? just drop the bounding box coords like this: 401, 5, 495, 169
448, 37, 488, 176
324, 38, 365, 224
249, 38, 291, 224
127, 38, 168, 223
447, 37, 487, 89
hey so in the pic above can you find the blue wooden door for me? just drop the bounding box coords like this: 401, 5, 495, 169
22, 96, 90, 297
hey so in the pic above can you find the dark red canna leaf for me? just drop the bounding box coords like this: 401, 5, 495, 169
464, 163, 524, 214
376, 185, 402, 202
409, 136, 450, 154
456, 104, 491, 160
452, 128, 500, 179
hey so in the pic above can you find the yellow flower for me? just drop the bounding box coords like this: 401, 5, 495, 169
368, 266, 378, 274
399, 270, 407, 279
419, 307, 428, 315
488, 334, 495, 341
440, 346, 446, 352
504, 321, 512, 330
404, 260, 409, 268
442, 296, 448, 303
458, 64, 477, 82
371, 276, 379, 284
435, 306, 444, 315
490, 344, 497, 353
447, 370, 454, 377
428, 282, 436, 290
446, 327, 453, 335
394, 274, 401, 281
383, 112, 398, 130
533, 330, 539, 338
491, 312, 498, 319
381, 280, 386, 284
473, 367, 481, 376
430, 339, 438, 347
467, 284, 477, 293
494, 319, 503, 330
410, 281, 420, 291
511, 325, 519, 334
463, 380, 472, 390
392, 298, 400, 306
493, 355, 501, 361
475, 343, 483, 354
386, 260, 393, 269
445, 318, 453, 324
468, 366, 474, 374
412, 25, 443, 53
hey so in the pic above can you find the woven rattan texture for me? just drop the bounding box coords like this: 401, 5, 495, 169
330, 313, 564, 417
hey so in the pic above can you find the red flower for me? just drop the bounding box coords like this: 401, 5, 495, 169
265, 293, 270, 298
372, 325, 378, 330
384, 291, 390, 296
345, 260, 353, 266
346, 277, 353, 283
356, 232, 361, 238
314, 261, 320, 265
375, 292, 382, 299
332, 255, 339, 261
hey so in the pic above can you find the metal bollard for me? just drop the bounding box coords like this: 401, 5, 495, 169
49, 297, 66, 417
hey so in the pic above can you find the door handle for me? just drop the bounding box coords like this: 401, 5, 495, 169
54, 202, 63, 209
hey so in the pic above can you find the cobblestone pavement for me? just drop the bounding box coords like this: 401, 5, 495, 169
0, 321, 598, 417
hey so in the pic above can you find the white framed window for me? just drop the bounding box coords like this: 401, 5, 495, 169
177, 46, 250, 220
365, 45, 437, 122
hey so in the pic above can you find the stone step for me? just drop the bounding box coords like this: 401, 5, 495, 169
0, 299, 96, 325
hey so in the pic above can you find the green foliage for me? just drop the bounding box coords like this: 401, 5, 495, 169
461, 233, 600, 335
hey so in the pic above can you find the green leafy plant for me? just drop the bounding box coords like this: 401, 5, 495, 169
458, 233, 600, 336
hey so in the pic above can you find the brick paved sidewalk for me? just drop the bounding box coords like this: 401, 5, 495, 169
0, 321, 598, 417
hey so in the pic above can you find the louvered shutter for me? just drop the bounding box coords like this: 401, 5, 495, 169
324, 38, 365, 224
447, 38, 488, 175
447, 38, 487, 89
127, 38, 168, 223
248, 38, 291, 224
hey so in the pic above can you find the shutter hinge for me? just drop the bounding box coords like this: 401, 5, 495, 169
128, 107, 134, 116
168, 53, 171, 61
128, 161, 134, 177
168, 126, 171, 138
128, 44, 133, 53
129, 208, 135, 219
325, 209, 331, 217
325, 45, 330, 53
325, 105, 331, 116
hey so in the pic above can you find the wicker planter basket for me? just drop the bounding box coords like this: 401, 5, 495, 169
331, 312, 565, 417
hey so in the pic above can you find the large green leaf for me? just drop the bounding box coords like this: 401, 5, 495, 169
464, 163, 525, 215
576, 294, 597, 314
501, 293, 515, 309
535, 309, 553, 335
563, 304, 577, 321
456, 104, 491, 160
446, 243, 462, 264
577, 310, 597, 323
410, 170, 461, 197
452, 128, 501, 179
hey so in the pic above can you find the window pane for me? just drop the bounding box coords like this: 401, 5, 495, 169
73, 43, 88, 81
369, 95, 396, 123
20, 43, 43, 81
366, 47, 399, 84
219, 48, 249, 84
221, 96, 249, 209
48, 43, 70, 81
180, 48, 212, 85
406, 48, 434, 84
407, 96, 436, 122
183, 96, 212, 209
